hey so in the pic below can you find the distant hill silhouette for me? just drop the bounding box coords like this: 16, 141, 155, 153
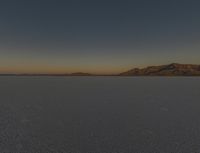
70, 72, 92, 76
1, 63, 200, 76
119, 63, 200, 76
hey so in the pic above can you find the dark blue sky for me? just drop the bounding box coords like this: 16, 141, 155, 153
0, 0, 200, 73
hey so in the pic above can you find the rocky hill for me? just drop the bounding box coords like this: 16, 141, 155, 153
119, 63, 200, 76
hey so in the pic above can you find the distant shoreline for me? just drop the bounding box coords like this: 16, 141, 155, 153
1, 63, 200, 76
1, 74, 200, 77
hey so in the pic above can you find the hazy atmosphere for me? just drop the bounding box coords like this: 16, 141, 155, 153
0, 0, 200, 74
1, 1, 200, 152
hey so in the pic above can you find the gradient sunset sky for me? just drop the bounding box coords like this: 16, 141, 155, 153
0, 0, 200, 74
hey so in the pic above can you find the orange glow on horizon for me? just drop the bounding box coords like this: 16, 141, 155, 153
0, 65, 129, 75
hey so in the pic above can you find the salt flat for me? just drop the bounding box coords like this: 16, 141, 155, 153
0, 77, 199, 153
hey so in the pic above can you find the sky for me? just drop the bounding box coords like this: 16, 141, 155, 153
0, 0, 200, 74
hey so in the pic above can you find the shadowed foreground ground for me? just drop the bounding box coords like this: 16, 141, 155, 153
0, 77, 200, 153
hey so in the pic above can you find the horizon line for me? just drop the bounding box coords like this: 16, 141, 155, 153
0, 63, 200, 76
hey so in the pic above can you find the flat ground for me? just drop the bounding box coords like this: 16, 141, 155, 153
0, 77, 199, 153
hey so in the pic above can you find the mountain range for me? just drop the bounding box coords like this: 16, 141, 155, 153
119, 63, 200, 76
1, 63, 200, 76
